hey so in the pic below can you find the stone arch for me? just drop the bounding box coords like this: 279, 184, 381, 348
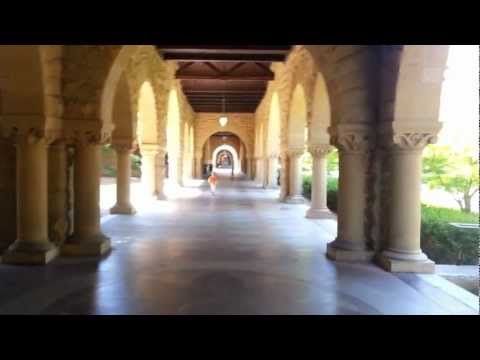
137, 81, 158, 146
309, 71, 332, 146
392, 45, 450, 128
267, 92, 281, 156
111, 73, 135, 145
200, 128, 251, 157
0, 45, 60, 135
166, 88, 181, 182
287, 84, 308, 149
212, 144, 241, 174
100, 45, 142, 130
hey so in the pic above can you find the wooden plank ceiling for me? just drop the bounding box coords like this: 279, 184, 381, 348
156, 46, 292, 113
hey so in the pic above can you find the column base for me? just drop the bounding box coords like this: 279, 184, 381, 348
306, 207, 332, 219
376, 251, 435, 273
284, 195, 305, 204
110, 204, 136, 215
2, 242, 59, 265
326, 240, 373, 262
61, 234, 111, 257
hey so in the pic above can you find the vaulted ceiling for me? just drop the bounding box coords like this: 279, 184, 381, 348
156, 46, 292, 113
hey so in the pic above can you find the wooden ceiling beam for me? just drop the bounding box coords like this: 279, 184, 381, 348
176, 74, 274, 81
184, 90, 265, 95
164, 53, 287, 62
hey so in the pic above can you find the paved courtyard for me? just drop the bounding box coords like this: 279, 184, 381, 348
0, 176, 477, 315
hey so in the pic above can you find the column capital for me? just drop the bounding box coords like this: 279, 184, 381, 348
5, 126, 61, 146
140, 143, 161, 156
111, 143, 135, 153
330, 123, 374, 154
308, 144, 332, 158
378, 122, 442, 152
286, 148, 305, 158
67, 130, 111, 147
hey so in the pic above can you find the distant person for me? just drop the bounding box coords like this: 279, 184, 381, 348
208, 172, 218, 196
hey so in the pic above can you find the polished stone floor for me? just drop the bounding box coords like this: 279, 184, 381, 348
0, 176, 478, 315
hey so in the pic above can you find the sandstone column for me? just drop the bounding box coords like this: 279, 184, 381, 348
285, 149, 305, 204
176, 151, 184, 186
327, 125, 373, 262
3, 132, 59, 264
140, 144, 159, 197
279, 151, 289, 201
377, 132, 437, 273
255, 157, 263, 185
306, 145, 332, 218
48, 141, 68, 245
194, 152, 203, 179
266, 155, 279, 188
156, 149, 167, 200
0, 138, 17, 255
246, 157, 252, 179
62, 140, 110, 256
110, 144, 136, 214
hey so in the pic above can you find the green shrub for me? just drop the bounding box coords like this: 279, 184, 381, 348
102, 165, 116, 177
302, 174, 312, 200
421, 205, 479, 265
303, 175, 338, 213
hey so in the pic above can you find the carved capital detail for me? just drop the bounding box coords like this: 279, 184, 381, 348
391, 132, 437, 152
140, 143, 160, 156
67, 130, 111, 147
308, 144, 332, 158
286, 148, 305, 158
330, 124, 374, 153
111, 143, 135, 153
379, 121, 442, 152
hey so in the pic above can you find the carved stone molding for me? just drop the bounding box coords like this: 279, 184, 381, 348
2, 125, 61, 146
111, 143, 135, 153
330, 123, 374, 153
140, 143, 161, 156
391, 132, 438, 152
286, 148, 305, 158
379, 121, 442, 152
308, 144, 332, 158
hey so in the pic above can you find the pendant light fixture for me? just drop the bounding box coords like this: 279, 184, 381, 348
219, 81, 228, 127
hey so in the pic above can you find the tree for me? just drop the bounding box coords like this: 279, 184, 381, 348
423, 145, 479, 213
327, 149, 339, 178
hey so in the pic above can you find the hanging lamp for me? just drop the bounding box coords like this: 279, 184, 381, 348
219, 82, 228, 127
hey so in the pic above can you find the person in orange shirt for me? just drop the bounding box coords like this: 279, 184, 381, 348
207, 172, 218, 195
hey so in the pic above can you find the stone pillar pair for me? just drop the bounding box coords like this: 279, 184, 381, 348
2, 131, 111, 263
326, 124, 436, 273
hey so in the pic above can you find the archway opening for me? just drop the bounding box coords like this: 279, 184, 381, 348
202, 132, 245, 178
212, 145, 240, 176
